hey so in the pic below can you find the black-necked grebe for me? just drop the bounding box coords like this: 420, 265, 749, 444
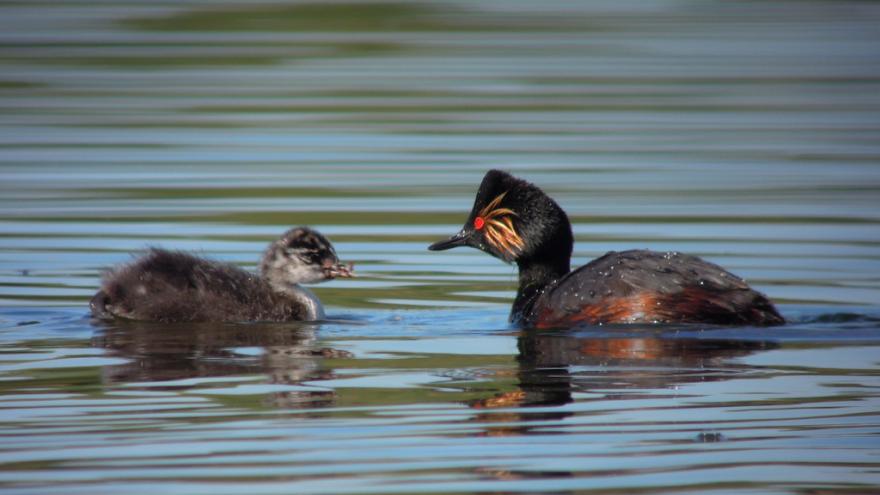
90, 227, 352, 323
428, 170, 784, 327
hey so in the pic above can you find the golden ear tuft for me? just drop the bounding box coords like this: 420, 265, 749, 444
477, 191, 525, 257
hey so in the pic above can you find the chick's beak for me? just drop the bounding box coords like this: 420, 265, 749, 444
428, 229, 471, 251
323, 261, 354, 279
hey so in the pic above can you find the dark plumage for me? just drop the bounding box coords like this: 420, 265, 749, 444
429, 170, 784, 327
90, 227, 352, 323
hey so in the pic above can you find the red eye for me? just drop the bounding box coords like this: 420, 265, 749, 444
473, 217, 485, 230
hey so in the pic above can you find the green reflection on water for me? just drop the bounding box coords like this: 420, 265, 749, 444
0, 80, 42, 89
128, 2, 478, 33
53, 42, 401, 69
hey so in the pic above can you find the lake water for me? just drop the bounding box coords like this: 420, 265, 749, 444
2, 1, 880, 494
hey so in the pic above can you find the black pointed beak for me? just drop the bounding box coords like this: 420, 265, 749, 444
428, 229, 471, 251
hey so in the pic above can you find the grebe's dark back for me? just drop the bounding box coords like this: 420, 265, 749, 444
91, 227, 352, 323
428, 170, 784, 327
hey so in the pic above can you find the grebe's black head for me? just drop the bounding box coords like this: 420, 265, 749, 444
261, 227, 353, 288
428, 170, 573, 269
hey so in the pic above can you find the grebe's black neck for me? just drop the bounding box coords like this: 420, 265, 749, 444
506, 176, 575, 323
511, 250, 572, 323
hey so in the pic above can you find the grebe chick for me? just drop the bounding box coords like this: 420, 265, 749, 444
428, 170, 784, 328
90, 227, 353, 323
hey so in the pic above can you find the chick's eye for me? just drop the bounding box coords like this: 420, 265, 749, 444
286, 248, 321, 264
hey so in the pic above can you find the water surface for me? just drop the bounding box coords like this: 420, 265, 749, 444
1, 1, 880, 494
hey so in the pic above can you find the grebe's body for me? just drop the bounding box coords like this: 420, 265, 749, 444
429, 170, 784, 327
517, 249, 783, 327
91, 227, 352, 323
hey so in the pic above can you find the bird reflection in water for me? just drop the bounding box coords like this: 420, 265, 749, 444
467, 328, 778, 483
91, 319, 352, 409
471, 328, 778, 431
